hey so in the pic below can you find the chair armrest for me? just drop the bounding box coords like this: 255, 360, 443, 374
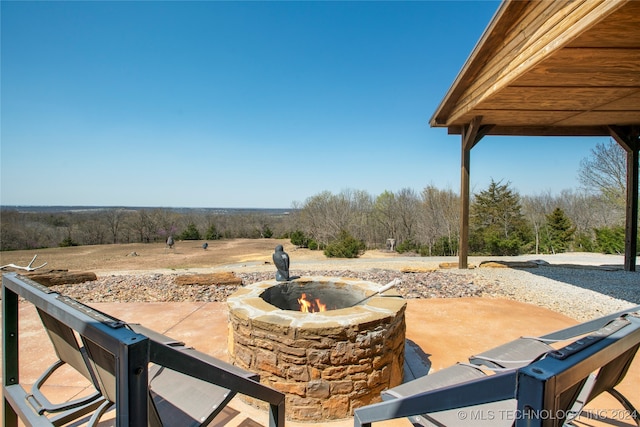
128, 323, 186, 347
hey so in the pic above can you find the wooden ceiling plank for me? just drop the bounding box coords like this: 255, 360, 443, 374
568, 1, 640, 47
481, 87, 637, 111
515, 48, 640, 87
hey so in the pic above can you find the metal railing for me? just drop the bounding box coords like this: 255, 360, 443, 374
354, 307, 640, 427
2, 272, 285, 427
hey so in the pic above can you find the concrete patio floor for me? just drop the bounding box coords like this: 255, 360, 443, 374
2, 297, 639, 426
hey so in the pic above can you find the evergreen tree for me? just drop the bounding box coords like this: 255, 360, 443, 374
261, 224, 273, 238
180, 223, 201, 240
543, 207, 575, 253
205, 224, 221, 240
470, 179, 532, 255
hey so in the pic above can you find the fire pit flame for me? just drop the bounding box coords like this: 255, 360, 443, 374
297, 292, 327, 313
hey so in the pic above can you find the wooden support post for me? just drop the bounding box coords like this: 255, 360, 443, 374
459, 117, 485, 269
460, 143, 471, 269
609, 125, 639, 272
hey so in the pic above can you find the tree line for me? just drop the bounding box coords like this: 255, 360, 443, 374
1, 141, 636, 257
289, 182, 631, 257
0, 208, 290, 251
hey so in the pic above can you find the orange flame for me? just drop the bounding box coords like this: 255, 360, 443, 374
298, 293, 327, 313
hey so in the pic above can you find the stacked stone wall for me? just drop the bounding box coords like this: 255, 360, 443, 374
228, 307, 406, 421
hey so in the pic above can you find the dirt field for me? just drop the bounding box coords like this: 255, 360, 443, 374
0, 239, 300, 272
0, 238, 399, 274
2, 239, 628, 278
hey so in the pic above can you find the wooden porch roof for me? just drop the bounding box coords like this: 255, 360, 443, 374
430, 0, 640, 136
430, 0, 639, 271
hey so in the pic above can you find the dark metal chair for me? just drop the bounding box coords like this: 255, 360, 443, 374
354, 307, 640, 427
24, 309, 108, 426
3, 273, 286, 427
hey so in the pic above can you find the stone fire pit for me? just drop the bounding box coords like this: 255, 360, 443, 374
227, 276, 406, 421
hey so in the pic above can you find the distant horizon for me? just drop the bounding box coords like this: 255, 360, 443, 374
1, 205, 294, 212
0, 178, 593, 213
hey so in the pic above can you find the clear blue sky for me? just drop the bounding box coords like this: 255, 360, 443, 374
1, 1, 609, 209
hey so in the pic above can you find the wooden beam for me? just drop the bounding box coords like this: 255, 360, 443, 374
462, 116, 485, 151
447, 125, 610, 136
609, 125, 639, 271
459, 117, 485, 269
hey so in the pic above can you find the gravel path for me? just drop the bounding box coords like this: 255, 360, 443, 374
49, 264, 639, 322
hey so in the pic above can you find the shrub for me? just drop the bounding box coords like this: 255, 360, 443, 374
486, 233, 523, 256
396, 239, 419, 254
594, 226, 625, 254
573, 231, 595, 252
59, 237, 78, 247
430, 235, 458, 256
324, 230, 365, 258
290, 230, 310, 247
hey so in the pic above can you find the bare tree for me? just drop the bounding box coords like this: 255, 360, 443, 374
560, 189, 622, 232
418, 186, 459, 255
77, 214, 108, 245
372, 188, 420, 249
522, 191, 556, 254
104, 208, 126, 244
394, 188, 421, 243
152, 209, 180, 242
293, 189, 375, 248
129, 209, 156, 243
523, 189, 623, 252
373, 191, 399, 244
343, 189, 375, 246
0, 210, 24, 250
296, 191, 332, 249
578, 140, 627, 207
